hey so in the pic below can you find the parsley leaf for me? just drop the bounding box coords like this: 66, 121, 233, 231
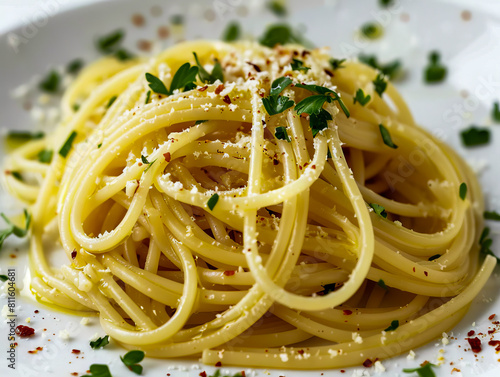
267, 0, 287, 17
37, 149, 53, 163
379, 124, 398, 148
484, 211, 500, 221
358, 54, 402, 80
460, 126, 490, 147
295, 83, 350, 118
0, 209, 31, 251
97, 30, 124, 53
428, 254, 441, 261
372, 74, 387, 96
207, 193, 219, 211
424, 51, 447, 83
492, 102, 500, 123
379, 0, 395, 7
59, 131, 77, 158
370, 203, 387, 218
459, 182, 467, 200
11, 172, 22, 181
294, 94, 329, 115
0, 275, 8, 282
270, 77, 293, 97
106, 96, 117, 109
115, 48, 134, 61
479, 227, 500, 263
193, 52, 223, 84
353, 88, 371, 106
259, 24, 301, 47
89, 335, 109, 349
403, 363, 438, 377
145, 73, 169, 95
275, 126, 291, 142
377, 279, 388, 290
171, 14, 184, 25
262, 95, 294, 115
169, 63, 199, 93
209, 371, 243, 377
120, 350, 145, 375
145, 90, 151, 104
67, 59, 84, 74
291, 59, 310, 72
222, 21, 241, 42
82, 364, 112, 377
329, 58, 346, 70
7, 131, 44, 141
384, 319, 399, 331
361, 22, 383, 39
39, 70, 60, 93
309, 108, 333, 137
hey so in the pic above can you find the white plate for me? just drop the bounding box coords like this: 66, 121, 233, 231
1, 0, 500, 376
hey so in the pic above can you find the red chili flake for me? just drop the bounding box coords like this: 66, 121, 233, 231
72, 349, 81, 354
297, 349, 304, 355
324, 69, 334, 77
421, 361, 430, 367
10, 254, 16, 259
71, 249, 77, 259
199, 372, 207, 377
198, 85, 208, 92
311, 165, 316, 169
28, 350, 38, 354
215, 84, 225, 95
34, 310, 39, 314
468, 330, 475, 337
163, 152, 171, 162
37, 347, 43, 351
222, 95, 231, 104
246, 61, 261, 72
424, 271, 428, 276
16, 325, 35, 338
71, 373, 78, 376
223, 270, 236, 276
340, 370, 345, 374
490, 314, 496, 321
343, 310, 353, 315
241, 372, 246, 377
215, 361, 222, 367
488, 340, 500, 346
412, 267, 416, 272
273, 159, 279, 165
467, 337, 482, 353
302, 50, 311, 57
451, 368, 461, 373
363, 359, 373, 368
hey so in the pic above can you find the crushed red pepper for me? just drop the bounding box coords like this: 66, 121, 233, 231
16, 325, 35, 337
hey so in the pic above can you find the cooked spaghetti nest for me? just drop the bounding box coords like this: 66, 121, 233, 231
3, 40, 496, 369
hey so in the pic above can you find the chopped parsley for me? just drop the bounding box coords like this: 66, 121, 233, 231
141, 155, 157, 172
358, 54, 402, 80
89, 335, 109, 349
207, 193, 219, 211
195, 120, 208, 125
193, 52, 223, 84
321, 283, 336, 295
210, 370, 243, 377
106, 96, 117, 109
145, 90, 151, 104
267, 0, 287, 17
459, 182, 467, 200
460, 126, 490, 147
39, 70, 60, 93
353, 88, 371, 106
37, 149, 53, 163
146, 63, 198, 96
295, 83, 350, 118
493, 102, 500, 122
0, 275, 8, 282
479, 227, 499, 263
115, 48, 135, 61
7, 131, 44, 141
59, 131, 77, 158
291, 58, 310, 72
81, 364, 112, 377
403, 363, 438, 377
171, 14, 184, 25
379, 0, 395, 7
73, 104, 80, 112
222, 21, 241, 42
67, 59, 84, 74
377, 279, 388, 290
329, 58, 346, 70
484, 211, 500, 221
275, 126, 291, 142
97, 29, 124, 53
370, 203, 387, 218
259, 24, 301, 47
262, 77, 294, 116
0, 209, 31, 251
372, 74, 388, 96
120, 350, 144, 375
384, 319, 399, 331
11, 171, 22, 181
361, 22, 383, 39
428, 254, 441, 261
424, 51, 447, 83
379, 124, 398, 149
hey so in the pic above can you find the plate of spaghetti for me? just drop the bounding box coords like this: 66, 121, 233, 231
1, 0, 500, 376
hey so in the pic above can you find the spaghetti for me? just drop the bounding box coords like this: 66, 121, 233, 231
3, 40, 495, 369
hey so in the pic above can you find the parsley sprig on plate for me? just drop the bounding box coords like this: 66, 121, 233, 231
146, 63, 199, 96
0, 209, 31, 251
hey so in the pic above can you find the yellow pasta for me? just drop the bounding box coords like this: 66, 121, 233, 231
3, 40, 495, 370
